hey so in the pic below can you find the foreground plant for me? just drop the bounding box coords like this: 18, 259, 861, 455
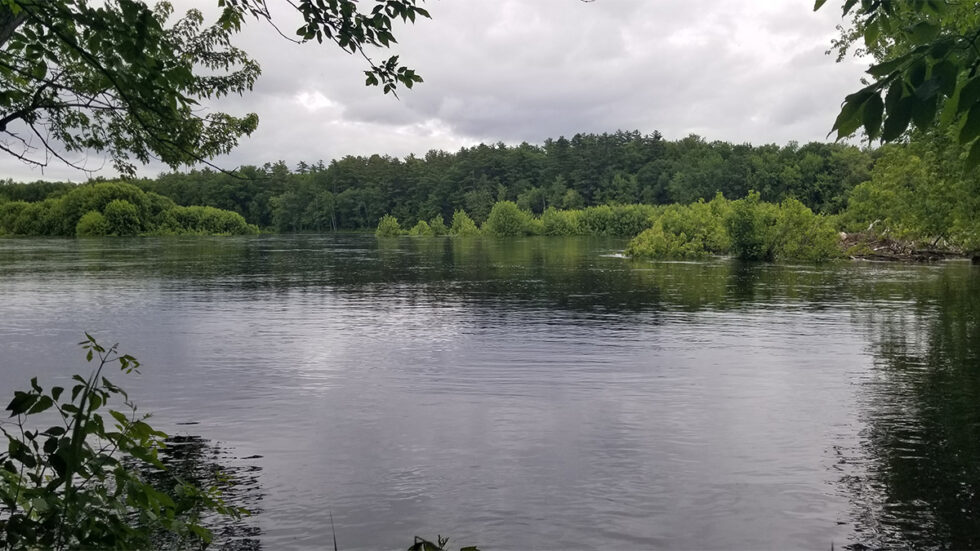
408, 534, 479, 551
0, 334, 245, 549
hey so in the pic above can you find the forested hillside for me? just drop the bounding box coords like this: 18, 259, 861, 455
126, 131, 874, 231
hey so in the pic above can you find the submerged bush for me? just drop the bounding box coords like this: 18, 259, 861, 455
75, 210, 109, 237
429, 215, 448, 236
627, 199, 729, 259
727, 192, 780, 261
541, 207, 581, 236
628, 193, 840, 262
0, 182, 255, 237
408, 219, 435, 236
375, 214, 403, 237
450, 209, 481, 236
483, 201, 532, 237
104, 199, 142, 236
625, 220, 708, 259
770, 199, 842, 261
576, 204, 658, 237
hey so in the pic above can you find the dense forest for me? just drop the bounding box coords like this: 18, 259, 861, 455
1, 131, 872, 230
1, 130, 978, 255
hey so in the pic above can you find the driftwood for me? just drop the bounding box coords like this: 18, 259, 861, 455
841, 232, 973, 263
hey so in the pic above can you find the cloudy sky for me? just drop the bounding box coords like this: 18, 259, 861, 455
3, 0, 868, 182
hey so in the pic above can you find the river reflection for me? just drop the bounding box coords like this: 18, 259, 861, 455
142, 435, 263, 550
0, 235, 976, 549
843, 266, 980, 549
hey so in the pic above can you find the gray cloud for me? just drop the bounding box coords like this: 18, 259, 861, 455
0, 0, 867, 181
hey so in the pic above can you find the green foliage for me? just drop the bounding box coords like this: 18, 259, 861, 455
75, 210, 108, 237
428, 215, 448, 236
541, 207, 581, 236
629, 192, 840, 262
560, 188, 585, 210
726, 193, 843, 262
450, 210, 481, 237
819, 1, 980, 166
626, 196, 730, 259
626, 220, 709, 259
772, 199, 843, 262
3, 132, 873, 232
103, 199, 142, 237
842, 134, 980, 250
0, 181, 256, 237
577, 204, 658, 237
408, 219, 435, 236
0, 335, 245, 549
482, 201, 531, 237
0, 0, 428, 174
168, 205, 258, 236
408, 535, 480, 551
727, 192, 780, 261
375, 214, 403, 237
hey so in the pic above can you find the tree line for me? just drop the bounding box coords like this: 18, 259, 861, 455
2, 129, 978, 252
84, 130, 873, 232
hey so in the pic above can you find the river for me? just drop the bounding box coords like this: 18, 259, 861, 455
1, 235, 977, 550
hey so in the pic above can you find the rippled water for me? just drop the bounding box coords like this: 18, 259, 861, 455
1, 235, 977, 550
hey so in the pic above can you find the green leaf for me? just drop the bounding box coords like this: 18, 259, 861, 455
911, 93, 938, 128
27, 395, 54, 415
940, 82, 962, 126
966, 138, 980, 168
832, 88, 875, 139
43, 426, 66, 437
908, 59, 928, 88
882, 97, 914, 141
864, 20, 880, 48
958, 76, 980, 113
930, 60, 958, 96
885, 79, 905, 112
862, 94, 884, 140
7, 392, 38, 416
914, 78, 941, 101
909, 21, 939, 45
869, 54, 909, 77
959, 103, 980, 144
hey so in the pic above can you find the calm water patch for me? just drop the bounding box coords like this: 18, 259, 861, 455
0, 235, 977, 550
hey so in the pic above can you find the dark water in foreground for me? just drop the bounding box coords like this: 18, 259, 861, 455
0, 235, 978, 550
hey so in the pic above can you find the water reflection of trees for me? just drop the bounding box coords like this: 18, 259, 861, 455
142, 435, 263, 550
844, 265, 980, 550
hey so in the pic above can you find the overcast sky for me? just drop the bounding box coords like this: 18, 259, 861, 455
2, 0, 867, 182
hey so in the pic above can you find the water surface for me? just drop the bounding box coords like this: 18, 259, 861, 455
1, 235, 977, 549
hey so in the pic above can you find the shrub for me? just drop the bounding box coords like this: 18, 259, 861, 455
605, 204, 658, 237
578, 205, 615, 235
429, 215, 448, 236
625, 219, 708, 259
541, 207, 581, 236
408, 220, 435, 236
0, 335, 245, 549
103, 199, 142, 236
483, 201, 531, 237
772, 198, 842, 262
0, 201, 29, 235
76, 210, 109, 237
450, 209, 481, 236
726, 192, 779, 261
375, 214, 403, 237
